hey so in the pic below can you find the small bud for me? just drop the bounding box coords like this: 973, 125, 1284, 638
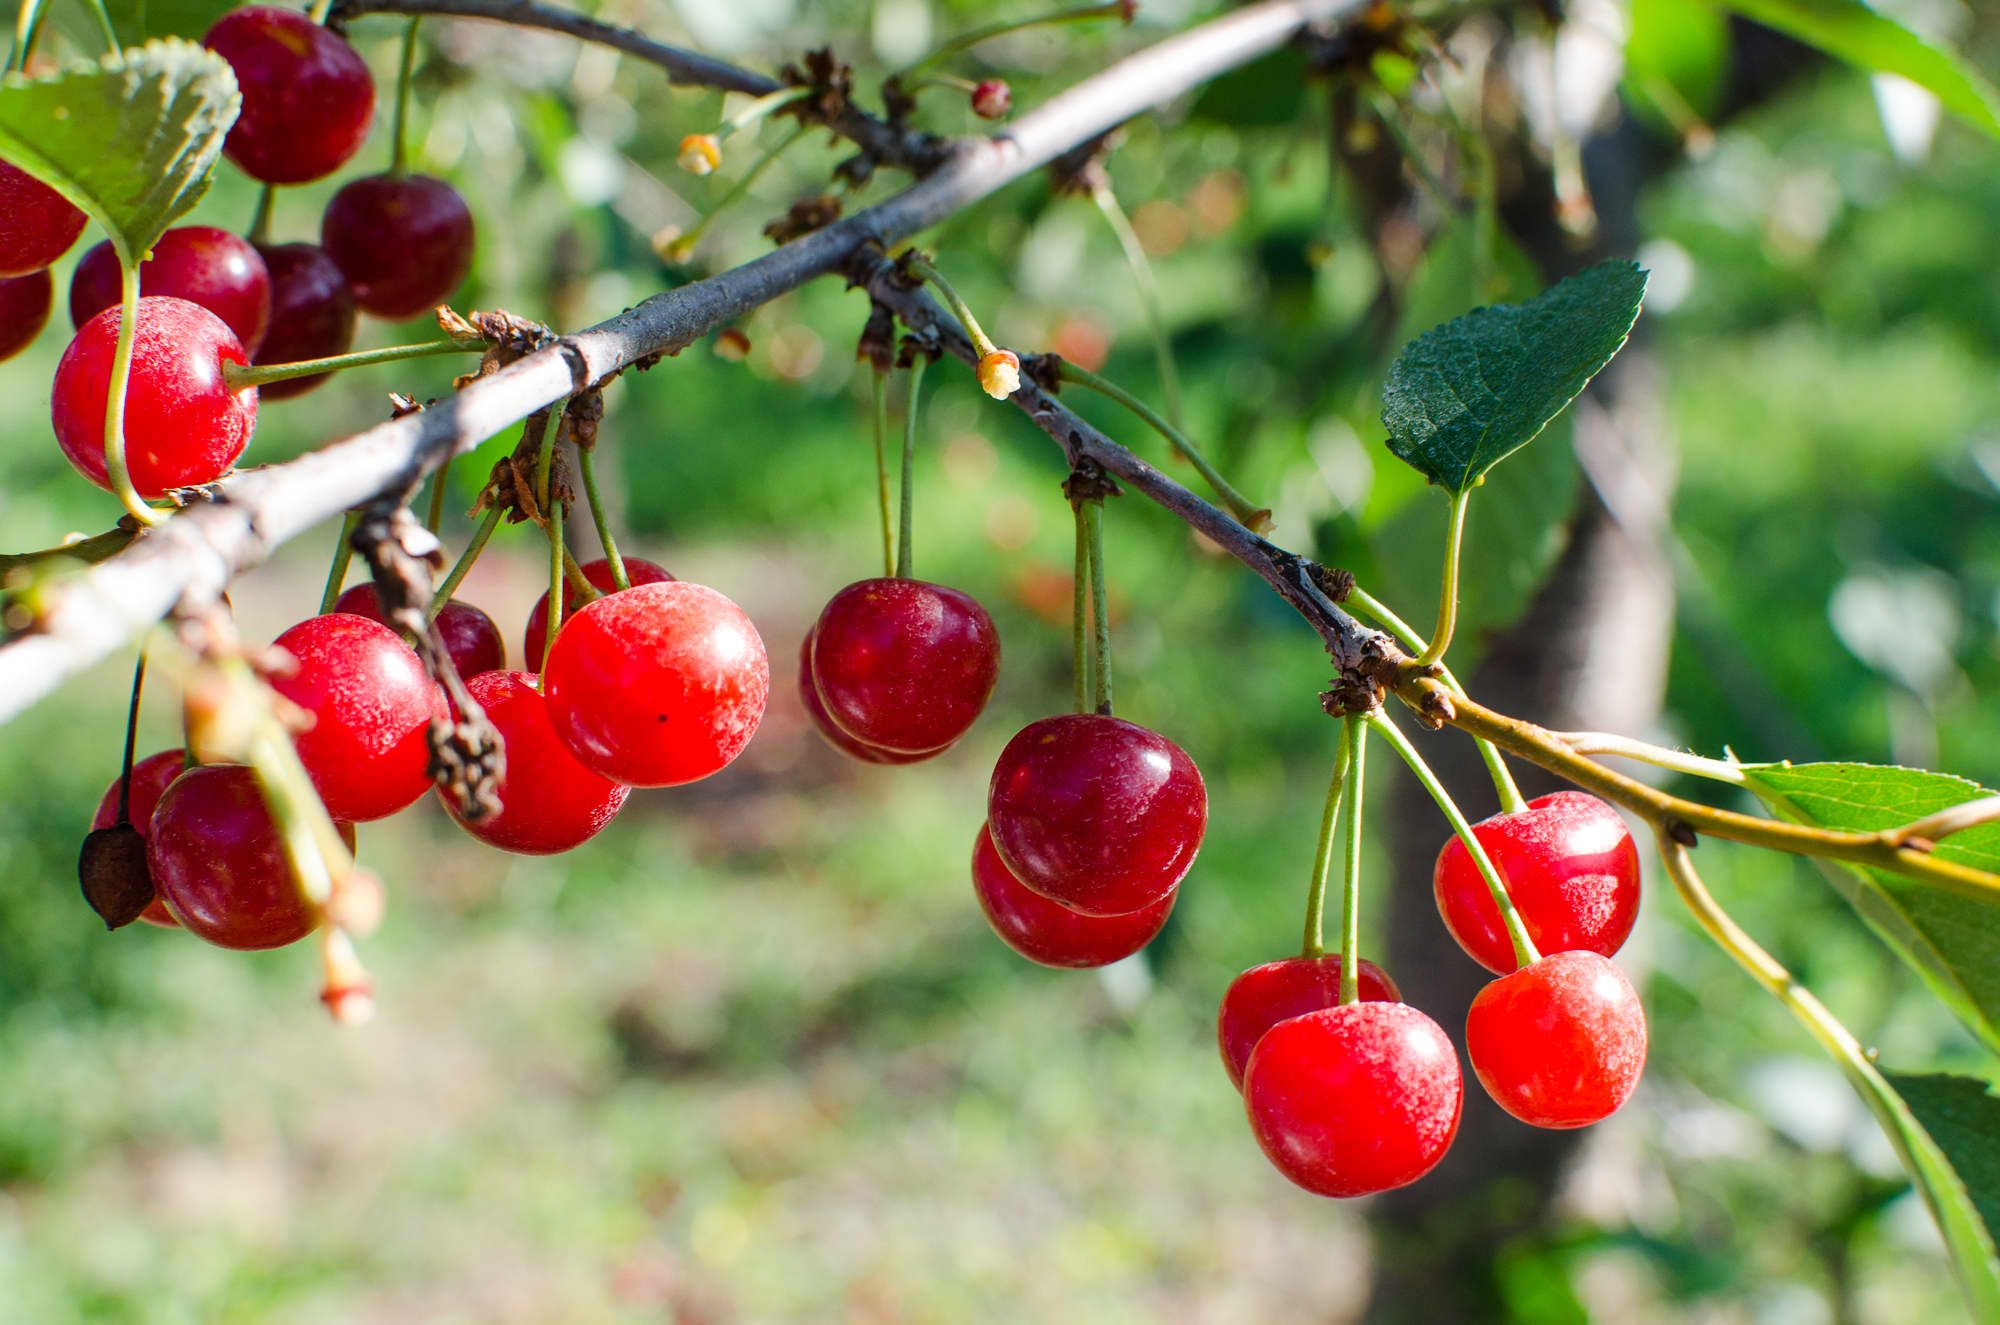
78, 824, 156, 929
977, 349, 1022, 400
325, 868, 385, 937
971, 79, 1012, 119
678, 133, 721, 175
715, 329, 751, 361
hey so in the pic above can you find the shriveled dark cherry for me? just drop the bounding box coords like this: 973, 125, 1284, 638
268, 613, 447, 822
987, 713, 1206, 916
334, 583, 506, 680
1433, 790, 1641, 974
442, 671, 631, 854
52, 296, 258, 497
972, 822, 1173, 968
92, 748, 191, 928
1244, 1001, 1462, 1198
251, 243, 357, 400
522, 556, 673, 667
797, 630, 929, 765
1465, 949, 1647, 1129
203, 6, 375, 184
0, 159, 86, 277
1217, 955, 1401, 1091
70, 227, 272, 353
544, 580, 768, 787
810, 577, 1000, 755
321, 174, 476, 320
0, 269, 52, 362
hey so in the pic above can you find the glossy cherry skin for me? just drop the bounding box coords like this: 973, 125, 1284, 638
268, 613, 447, 822
51, 296, 258, 498
1466, 949, 1647, 1129
334, 583, 506, 680
810, 577, 1000, 754
544, 581, 769, 787
971, 822, 1173, 968
251, 243, 357, 400
146, 764, 318, 949
441, 671, 631, 854
91, 748, 190, 928
70, 227, 272, 353
1244, 1001, 1463, 1198
797, 629, 931, 765
522, 556, 673, 668
987, 714, 1207, 917
1217, 956, 1402, 1091
203, 7, 375, 185
0, 159, 86, 276
0, 269, 52, 361
1434, 791, 1641, 974
321, 174, 475, 320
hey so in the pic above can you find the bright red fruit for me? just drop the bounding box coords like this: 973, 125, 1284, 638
0, 269, 52, 361
334, 583, 506, 679
1244, 1001, 1462, 1198
203, 7, 375, 184
268, 613, 447, 821
987, 713, 1206, 916
0, 159, 86, 276
51, 296, 258, 497
321, 174, 476, 320
91, 748, 190, 928
441, 671, 630, 853
69, 227, 273, 353
1433, 791, 1640, 974
543, 581, 768, 787
971, 822, 1173, 968
1465, 949, 1647, 1129
252, 243, 357, 400
146, 764, 320, 949
522, 556, 673, 667
797, 630, 929, 764
810, 578, 1000, 754
1216, 956, 1402, 1091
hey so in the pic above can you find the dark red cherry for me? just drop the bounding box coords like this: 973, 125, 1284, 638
0, 269, 52, 361
69, 227, 272, 353
251, 242, 357, 400
1244, 1001, 1462, 1198
1433, 791, 1641, 974
0, 159, 86, 276
442, 671, 630, 854
522, 556, 672, 668
268, 612, 447, 822
203, 6, 375, 185
1216, 956, 1402, 1091
809, 577, 1000, 754
146, 764, 319, 949
1465, 949, 1647, 1129
51, 296, 258, 497
543, 581, 768, 787
91, 748, 190, 928
987, 713, 1206, 916
321, 173, 475, 320
334, 582, 506, 679
972, 822, 1173, 968
797, 629, 931, 765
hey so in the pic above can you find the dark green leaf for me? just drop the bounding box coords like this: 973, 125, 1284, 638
1380, 260, 1647, 494
1887, 1072, 2000, 1242
1189, 44, 1307, 127
1853, 1065, 2000, 1314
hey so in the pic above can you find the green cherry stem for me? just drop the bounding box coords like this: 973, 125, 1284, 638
247, 184, 277, 246
390, 17, 422, 178
1091, 184, 1185, 429
6, 0, 43, 73
426, 503, 501, 624
1553, 731, 1748, 785
307, 0, 336, 26
1370, 709, 1539, 970
1336, 714, 1368, 1003
317, 510, 361, 614
576, 443, 629, 591
896, 0, 1132, 79
895, 354, 926, 579
1070, 497, 1091, 715
901, 253, 1001, 361
720, 85, 812, 137
223, 336, 480, 391
1056, 360, 1270, 532
1085, 497, 1112, 715
1413, 488, 1471, 669
104, 264, 162, 527
870, 369, 895, 578
535, 407, 564, 673
666, 124, 807, 263
78, 0, 118, 53
424, 451, 452, 534
1298, 728, 1351, 960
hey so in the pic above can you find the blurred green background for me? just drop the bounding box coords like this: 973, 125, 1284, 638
2, 0, 1999, 1319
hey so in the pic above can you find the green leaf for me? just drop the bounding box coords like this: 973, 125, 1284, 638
0, 38, 238, 267
1857, 1067, 2000, 1316
1380, 260, 1647, 494
1715, 0, 2000, 142
1623, 0, 1731, 133
1887, 1073, 2000, 1242
1742, 762, 2000, 1057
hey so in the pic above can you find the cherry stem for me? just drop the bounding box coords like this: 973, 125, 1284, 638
391, 17, 422, 178
896, 354, 925, 579
222, 653, 353, 898
247, 184, 276, 246
6, 0, 43, 73
1056, 360, 1269, 532
1349, 584, 1525, 814
1413, 488, 1470, 669
1071, 498, 1090, 715
1362, 86, 1460, 216
104, 263, 163, 527
318, 510, 361, 614
717, 85, 812, 138
223, 336, 480, 390
535, 407, 564, 673
78, 0, 117, 53
1298, 726, 1351, 960
1091, 184, 1185, 430
905, 73, 981, 96
896, 1, 1131, 80
1370, 709, 1540, 970
0, 525, 137, 577
425, 451, 452, 534
1336, 714, 1367, 1002
114, 651, 145, 826
1552, 731, 1747, 785
666, 124, 807, 263
902, 254, 1000, 361
1884, 795, 2000, 850
426, 503, 501, 623
1085, 497, 1112, 715
870, 369, 894, 578
575, 444, 629, 590
307, 0, 335, 25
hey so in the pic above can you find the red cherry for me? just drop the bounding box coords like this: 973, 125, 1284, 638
543, 581, 769, 787
69, 227, 272, 354
441, 671, 631, 854
91, 748, 190, 928
334, 582, 506, 679
251, 242, 357, 400
51, 296, 258, 497
1216, 956, 1402, 1091
1433, 791, 1641, 974
0, 159, 86, 276
1243, 1001, 1462, 1198
809, 577, 1000, 754
268, 613, 447, 821
522, 556, 673, 667
321, 173, 475, 320
146, 764, 324, 949
1465, 949, 1647, 1129
0, 269, 52, 362
203, 6, 375, 185
987, 713, 1206, 916
971, 822, 1173, 967
797, 629, 930, 764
